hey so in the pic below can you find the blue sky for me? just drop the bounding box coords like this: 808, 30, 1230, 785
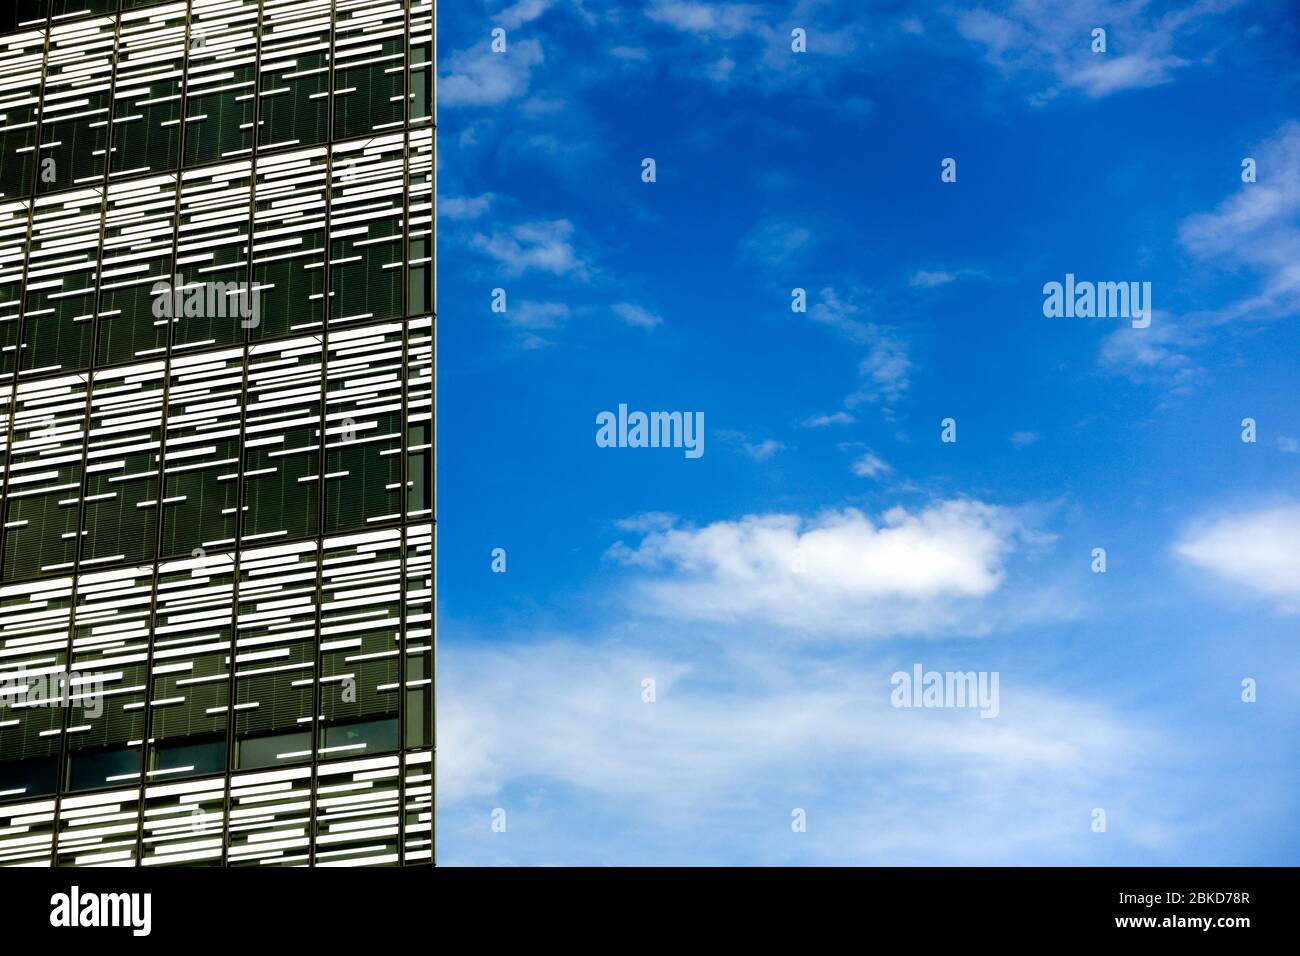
436, 0, 1300, 865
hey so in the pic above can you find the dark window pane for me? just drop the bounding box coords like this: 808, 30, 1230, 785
252, 148, 326, 340
110, 3, 185, 178
258, 0, 331, 150
0, 29, 44, 200
236, 730, 312, 770
22, 188, 100, 375
39, 18, 114, 195
233, 544, 318, 737
0, 5, 48, 34
81, 364, 164, 567
321, 717, 398, 759
68, 747, 143, 792
49, 1, 118, 15
183, 0, 258, 165
151, 737, 226, 781
99, 175, 175, 365
243, 339, 321, 541
334, 2, 406, 140
160, 350, 243, 557
0, 757, 58, 800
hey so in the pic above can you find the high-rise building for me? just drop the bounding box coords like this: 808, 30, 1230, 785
0, 0, 433, 867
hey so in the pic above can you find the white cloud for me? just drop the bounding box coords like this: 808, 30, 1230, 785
801, 411, 855, 428
1100, 122, 1300, 393
1010, 431, 1040, 447
1176, 504, 1300, 610
496, 0, 557, 29
440, 193, 495, 221
646, 0, 762, 40
606, 500, 1047, 636
609, 46, 650, 62
611, 302, 663, 329
639, 0, 870, 95
737, 217, 812, 266
909, 269, 957, 288
506, 300, 571, 330
952, 0, 1238, 101
1278, 437, 1299, 454
806, 288, 913, 413
440, 38, 545, 108
437, 633, 1170, 863
615, 512, 679, 533
471, 219, 588, 277
742, 439, 784, 462
909, 267, 989, 288
1098, 314, 1201, 393
1177, 121, 1300, 319
851, 335, 912, 408
851, 450, 892, 478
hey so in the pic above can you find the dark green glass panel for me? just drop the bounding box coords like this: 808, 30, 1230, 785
330, 226, 402, 325
170, 268, 251, 352
324, 414, 401, 532
37, 114, 108, 195
405, 653, 431, 748
253, 242, 324, 340
244, 432, 319, 541
258, 52, 329, 150
334, 38, 406, 140
97, 280, 170, 365
150, 649, 230, 740
3, 491, 79, 580
183, 85, 254, 165
160, 455, 239, 557
81, 461, 158, 565
407, 423, 429, 514
408, 235, 429, 314
110, 9, 184, 181
19, 312, 92, 374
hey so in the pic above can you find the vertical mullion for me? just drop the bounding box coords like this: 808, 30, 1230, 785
0, 19, 53, 585
307, 0, 338, 868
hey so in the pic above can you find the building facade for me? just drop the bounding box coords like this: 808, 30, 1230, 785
0, 0, 433, 866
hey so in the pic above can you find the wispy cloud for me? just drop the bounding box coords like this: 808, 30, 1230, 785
802, 411, 855, 428
1178, 120, 1300, 320
806, 288, 913, 417
505, 300, 571, 330
850, 450, 892, 478
850, 334, 913, 410
1103, 121, 1300, 393
738, 217, 812, 266
471, 219, 589, 278
440, 37, 545, 108
495, 0, 559, 30
908, 267, 991, 288
441, 193, 495, 221
952, 0, 1240, 102
438, 632, 1169, 864
742, 438, 785, 462
611, 301, 663, 329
